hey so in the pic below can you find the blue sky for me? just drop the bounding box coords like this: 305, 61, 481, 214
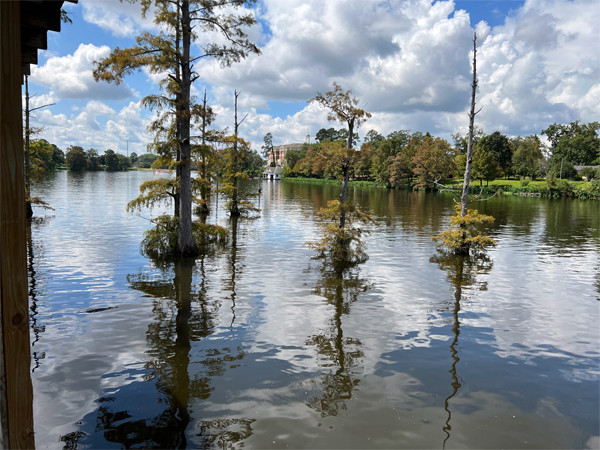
28, 0, 599, 155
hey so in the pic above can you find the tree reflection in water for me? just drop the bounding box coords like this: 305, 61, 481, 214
28, 217, 52, 373
224, 215, 240, 328
87, 241, 250, 448
430, 252, 493, 449
304, 266, 371, 418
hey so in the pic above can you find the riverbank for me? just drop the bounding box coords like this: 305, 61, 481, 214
282, 176, 600, 199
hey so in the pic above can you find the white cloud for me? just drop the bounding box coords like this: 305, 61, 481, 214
80, 0, 156, 37
31, 101, 151, 155
191, 0, 599, 141
31, 0, 600, 152
30, 44, 134, 101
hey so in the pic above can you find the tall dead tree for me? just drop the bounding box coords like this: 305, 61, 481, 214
229, 90, 247, 215
460, 32, 481, 218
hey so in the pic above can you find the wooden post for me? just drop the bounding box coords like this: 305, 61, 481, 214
1, 1, 36, 448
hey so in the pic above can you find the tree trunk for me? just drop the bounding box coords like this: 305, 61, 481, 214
460, 33, 479, 219
174, 6, 181, 219
198, 90, 209, 214
176, 0, 198, 257
230, 90, 240, 216
24, 77, 32, 218
339, 119, 354, 228
339, 163, 350, 228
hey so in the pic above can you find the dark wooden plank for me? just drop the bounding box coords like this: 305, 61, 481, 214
1, 2, 35, 448
21, 45, 38, 65
20, 1, 61, 33
21, 27, 47, 51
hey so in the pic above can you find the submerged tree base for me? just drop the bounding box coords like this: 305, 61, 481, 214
432, 205, 495, 256
226, 199, 260, 218
308, 200, 375, 268
141, 214, 228, 260
194, 201, 210, 216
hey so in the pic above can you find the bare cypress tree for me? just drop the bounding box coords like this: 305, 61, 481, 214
460, 32, 482, 218
229, 90, 248, 215
432, 33, 495, 256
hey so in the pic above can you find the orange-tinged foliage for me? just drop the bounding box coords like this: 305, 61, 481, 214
432, 205, 495, 255
308, 200, 375, 267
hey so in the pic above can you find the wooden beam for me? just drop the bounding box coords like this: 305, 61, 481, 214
1, 2, 35, 449
21, 27, 47, 51
21, 45, 37, 65
20, 1, 62, 33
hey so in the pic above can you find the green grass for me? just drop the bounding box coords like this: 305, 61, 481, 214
282, 177, 389, 188
444, 178, 588, 188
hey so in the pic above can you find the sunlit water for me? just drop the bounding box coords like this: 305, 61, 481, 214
29, 171, 599, 449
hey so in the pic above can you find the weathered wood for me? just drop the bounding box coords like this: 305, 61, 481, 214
1, 2, 36, 448
20, 1, 62, 33
21, 27, 48, 51
21, 46, 38, 65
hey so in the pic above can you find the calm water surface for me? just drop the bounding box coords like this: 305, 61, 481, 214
30, 171, 599, 449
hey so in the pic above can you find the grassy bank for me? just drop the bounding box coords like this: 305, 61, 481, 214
442, 179, 598, 199
283, 177, 389, 188
282, 176, 599, 200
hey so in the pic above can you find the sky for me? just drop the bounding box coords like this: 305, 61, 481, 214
26, 0, 600, 156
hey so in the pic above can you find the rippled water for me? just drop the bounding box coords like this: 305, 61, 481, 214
29, 171, 599, 449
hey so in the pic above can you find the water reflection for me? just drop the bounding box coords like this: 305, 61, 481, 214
305, 266, 370, 418
430, 253, 493, 448
28, 217, 53, 373
225, 216, 240, 328
29, 173, 598, 448
77, 253, 245, 448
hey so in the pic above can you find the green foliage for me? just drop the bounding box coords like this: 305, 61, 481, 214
137, 153, 160, 168
262, 132, 274, 163
219, 138, 259, 216
411, 136, 455, 189
547, 158, 577, 180
542, 120, 600, 165
127, 178, 179, 213
283, 148, 304, 172
451, 125, 484, 154
308, 200, 375, 267
472, 144, 500, 185
104, 149, 120, 171
432, 205, 495, 256
28, 139, 55, 180
454, 153, 466, 180
140, 214, 228, 259
578, 167, 598, 180
512, 135, 544, 179
65, 146, 87, 171
520, 179, 530, 187
315, 127, 359, 144
479, 131, 513, 176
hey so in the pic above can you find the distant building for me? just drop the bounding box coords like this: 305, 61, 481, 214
262, 165, 283, 180
574, 165, 599, 171
267, 142, 305, 166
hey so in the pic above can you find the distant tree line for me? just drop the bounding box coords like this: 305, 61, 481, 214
64, 146, 135, 172
280, 120, 600, 186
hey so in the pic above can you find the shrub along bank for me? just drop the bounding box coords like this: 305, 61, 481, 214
282, 176, 600, 200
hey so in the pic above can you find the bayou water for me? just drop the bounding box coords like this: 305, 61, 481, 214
29, 171, 599, 449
